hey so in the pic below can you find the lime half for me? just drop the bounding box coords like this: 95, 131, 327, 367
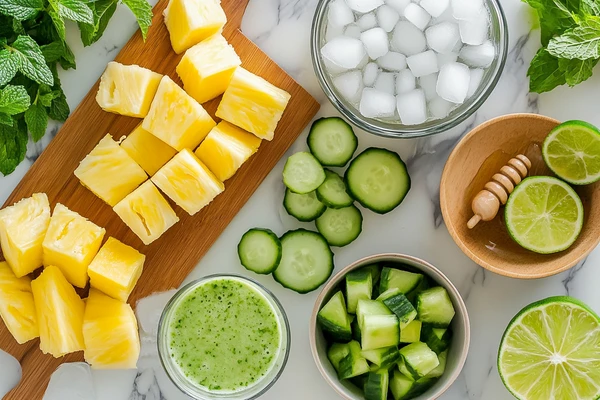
505, 176, 583, 254
498, 297, 600, 400
542, 120, 600, 185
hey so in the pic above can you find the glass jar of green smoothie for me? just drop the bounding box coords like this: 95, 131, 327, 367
158, 274, 291, 399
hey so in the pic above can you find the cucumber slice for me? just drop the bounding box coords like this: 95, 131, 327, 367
345, 148, 411, 214
400, 320, 422, 343
421, 325, 452, 354
316, 205, 363, 247
339, 340, 370, 380
318, 291, 352, 341
237, 228, 282, 274
307, 117, 358, 167
390, 369, 415, 400
283, 189, 326, 222
364, 369, 389, 400
417, 287, 456, 328
361, 314, 400, 350
383, 293, 418, 328
376, 288, 402, 302
399, 342, 440, 379
327, 342, 350, 373
361, 346, 400, 369
357, 299, 393, 329
380, 267, 424, 294
316, 170, 354, 209
283, 152, 326, 194
273, 229, 334, 294
426, 349, 448, 378
351, 315, 362, 341
346, 268, 373, 314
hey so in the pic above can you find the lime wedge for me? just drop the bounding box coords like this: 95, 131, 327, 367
542, 120, 600, 185
505, 176, 583, 254
498, 297, 600, 400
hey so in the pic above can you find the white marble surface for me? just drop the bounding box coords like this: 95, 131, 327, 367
0, 0, 599, 399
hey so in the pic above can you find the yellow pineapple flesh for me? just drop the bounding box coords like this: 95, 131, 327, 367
142, 76, 216, 151
0, 261, 39, 344
83, 289, 140, 369
88, 237, 145, 302
31, 265, 85, 357
216, 67, 291, 141
176, 34, 241, 104
152, 149, 224, 215
0, 193, 50, 277
113, 181, 180, 245
42, 204, 106, 288
96, 62, 163, 118
120, 123, 177, 176
195, 121, 261, 181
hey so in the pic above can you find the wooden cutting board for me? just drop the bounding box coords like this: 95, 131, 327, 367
0, 0, 320, 397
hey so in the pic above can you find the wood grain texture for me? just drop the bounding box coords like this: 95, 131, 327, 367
0, 0, 320, 397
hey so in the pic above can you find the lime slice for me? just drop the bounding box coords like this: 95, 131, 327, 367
542, 120, 600, 185
498, 296, 600, 400
505, 176, 583, 254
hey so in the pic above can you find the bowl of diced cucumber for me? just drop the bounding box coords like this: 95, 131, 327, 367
310, 253, 469, 400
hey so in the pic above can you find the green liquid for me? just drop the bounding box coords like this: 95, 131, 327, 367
168, 278, 281, 393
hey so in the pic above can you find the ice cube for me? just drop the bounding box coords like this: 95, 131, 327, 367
363, 62, 380, 86
436, 51, 458, 66
392, 21, 427, 56
436, 61, 470, 103
429, 96, 454, 119
467, 68, 484, 97
459, 16, 489, 45
397, 89, 427, 125
321, 36, 367, 69
333, 70, 364, 103
404, 3, 431, 30
406, 50, 438, 77
433, 6, 455, 23
326, 22, 345, 41
386, 0, 411, 15
328, 0, 356, 27
357, 12, 378, 31
377, 52, 407, 71
396, 69, 416, 93
347, 0, 385, 13
452, 0, 484, 20
425, 22, 460, 54
374, 72, 396, 94
361, 27, 390, 59
44, 363, 96, 400
459, 40, 495, 67
360, 88, 397, 118
377, 5, 401, 32
0, 351, 20, 399
420, 0, 449, 17
345, 24, 362, 39
419, 73, 438, 100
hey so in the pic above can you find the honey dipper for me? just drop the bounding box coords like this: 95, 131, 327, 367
467, 154, 532, 229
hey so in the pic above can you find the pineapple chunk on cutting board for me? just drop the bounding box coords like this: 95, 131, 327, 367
75, 134, 148, 207
88, 237, 145, 302
142, 76, 216, 151
0, 193, 50, 278
152, 149, 224, 216
216, 67, 291, 141
113, 181, 180, 245
163, 0, 227, 54
176, 34, 241, 104
96, 62, 162, 118
195, 121, 261, 181
31, 265, 85, 357
121, 124, 177, 176
83, 289, 140, 369
42, 204, 106, 288
0, 262, 39, 344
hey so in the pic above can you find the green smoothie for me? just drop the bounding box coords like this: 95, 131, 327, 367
167, 277, 282, 393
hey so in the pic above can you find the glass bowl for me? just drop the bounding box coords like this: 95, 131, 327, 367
310, 0, 509, 138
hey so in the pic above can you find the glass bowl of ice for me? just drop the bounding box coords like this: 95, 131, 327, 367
311, 0, 508, 138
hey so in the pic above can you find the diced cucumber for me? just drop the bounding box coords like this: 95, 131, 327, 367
237, 228, 281, 274
307, 117, 358, 167
382, 293, 417, 328
361, 314, 400, 350
376, 288, 402, 302
399, 342, 440, 379
316, 205, 363, 247
416, 287, 456, 328
407, 377, 437, 397
318, 291, 352, 341
351, 316, 362, 341
421, 325, 452, 354
361, 346, 400, 369
362, 263, 381, 285
283, 152, 326, 194
397, 358, 414, 380
426, 349, 448, 378
338, 340, 370, 380
346, 268, 373, 314
327, 342, 350, 372
400, 320, 422, 343
317, 170, 354, 208
406, 276, 431, 303
283, 189, 326, 222
273, 229, 334, 294
390, 369, 415, 400
350, 374, 369, 391
345, 148, 411, 214
379, 267, 424, 294
364, 369, 389, 400
357, 299, 393, 329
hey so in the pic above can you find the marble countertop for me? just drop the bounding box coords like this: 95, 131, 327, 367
1, 0, 599, 399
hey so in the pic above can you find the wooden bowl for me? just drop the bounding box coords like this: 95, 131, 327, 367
441, 114, 600, 279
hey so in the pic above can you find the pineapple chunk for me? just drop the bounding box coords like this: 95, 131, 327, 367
96, 62, 163, 118
195, 121, 261, 181
176, 34, 241, 104
142, 76, 216, 151
31, 265, 85, 357
163, 0, 227, 54
121, 124, 177, 176
0, 193, 50, 277
42, 204, 106, 288
0, 261, 39, 344
83, 289, 140, 369
152, 149, 224, 215
113, 181, 179, 245
75, 134, 148, 206
216, 67, 291, 141
88, 237, 145, 302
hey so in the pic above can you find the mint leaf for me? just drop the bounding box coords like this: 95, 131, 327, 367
79, 0, 118, 46
47, 5, 66, 40
528, 49, 567, 93
0, 84, 30, 115
548, 17, 600, 59
52, 0, 93, 24
11, 35, 54, 85
122, 0, 153, 41
559, 57, 599, 85
0, 0, 43, 20
24, 102, 47, 141
48, 91, 68, 121
582, 0, 600, 15
0, 113, 13, 126
40, 40, 65, 63
0, 48, 20, 86
523, 0, 579, 45
0, 120, 27, 175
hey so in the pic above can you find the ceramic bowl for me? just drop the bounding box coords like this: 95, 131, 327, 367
440, 113, 600, 279
309, 253, 470, 400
